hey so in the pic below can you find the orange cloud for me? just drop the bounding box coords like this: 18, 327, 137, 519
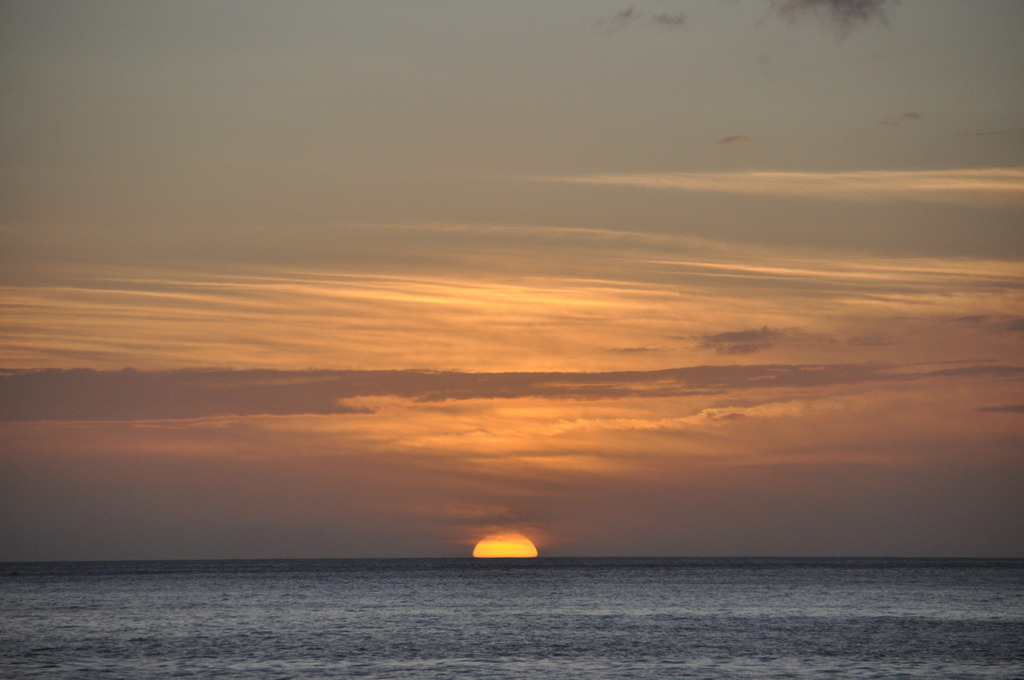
3, 251, 1021, 376
548, 168, 1024, 205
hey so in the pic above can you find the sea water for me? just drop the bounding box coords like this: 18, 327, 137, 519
1, 557, 1021, 679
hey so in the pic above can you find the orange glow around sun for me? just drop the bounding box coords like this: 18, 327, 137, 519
472, 532, 539, 558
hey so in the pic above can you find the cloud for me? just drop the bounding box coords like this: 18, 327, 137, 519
5, 360, 1021, 561
699, 327, 786, 354
952, 315, 1024, 333
5, 361, 1018, 423
547, 168, 1024, 206
961, 129, 1024, 138
880, 112, 922, 127
652, 11, 686, 27
953, 315, 993, 325
772, 0, 894, 36
604, 7, 640, 31
715, 135, 751, 145
0, 368, 372, 421
975, 405, 1024, 414
602, 6, 685, 31
704, 411, 748, 422
925, 365, 1024, 379
846, 334, 897, 347
7, 255, 1020, 378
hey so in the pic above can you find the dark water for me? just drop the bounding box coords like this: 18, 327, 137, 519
1, 557, 1021, 679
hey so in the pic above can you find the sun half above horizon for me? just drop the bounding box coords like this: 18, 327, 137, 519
472, 532, 539, 558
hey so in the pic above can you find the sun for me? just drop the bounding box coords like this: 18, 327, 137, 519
472, 532, 539, 558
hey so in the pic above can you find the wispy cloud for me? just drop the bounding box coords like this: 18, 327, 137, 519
4, 247, 1022, 375
652, 11, 686, 27
602, 5, 685, 32
975, 404, 1024, 413
609, 346, 663, 354
603, 7, 641, 32
880, 112, 922, 127
715, 135, 751, 145
961, 128, 1024, 138
547, 168, 1024, 205
699, 327, 786, 354
952, 315, 1024, 334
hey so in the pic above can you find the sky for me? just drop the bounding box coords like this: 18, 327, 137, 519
1, 0, 1022, 561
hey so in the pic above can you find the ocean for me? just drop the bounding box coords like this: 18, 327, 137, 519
2, 557, 1021, 679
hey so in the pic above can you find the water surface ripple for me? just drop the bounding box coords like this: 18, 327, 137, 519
2, 557, 1021, 679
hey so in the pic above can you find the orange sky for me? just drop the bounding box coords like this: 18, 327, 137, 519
1, 0, 1022, 560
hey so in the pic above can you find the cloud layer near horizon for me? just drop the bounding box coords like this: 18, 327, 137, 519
3, 358, 1021, 560
5, 362, 1022, 422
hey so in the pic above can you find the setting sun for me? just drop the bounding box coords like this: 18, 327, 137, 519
472, 533, 539, 558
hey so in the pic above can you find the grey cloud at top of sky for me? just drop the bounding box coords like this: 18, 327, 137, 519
607, 0, 892, 36
603, 0, 892, 35
772, 0, 894, 36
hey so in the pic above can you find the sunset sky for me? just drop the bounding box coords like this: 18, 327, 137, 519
2, 0, 1022, 561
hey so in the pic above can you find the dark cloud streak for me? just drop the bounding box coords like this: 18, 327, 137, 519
602, 5, 685, 32
4, 362, 1018, 422
880, 112, 922, 127
699, 327, 784, 354
652, 11, 686, 27
976, 405, 1024, 413
605, 7, 640, 32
